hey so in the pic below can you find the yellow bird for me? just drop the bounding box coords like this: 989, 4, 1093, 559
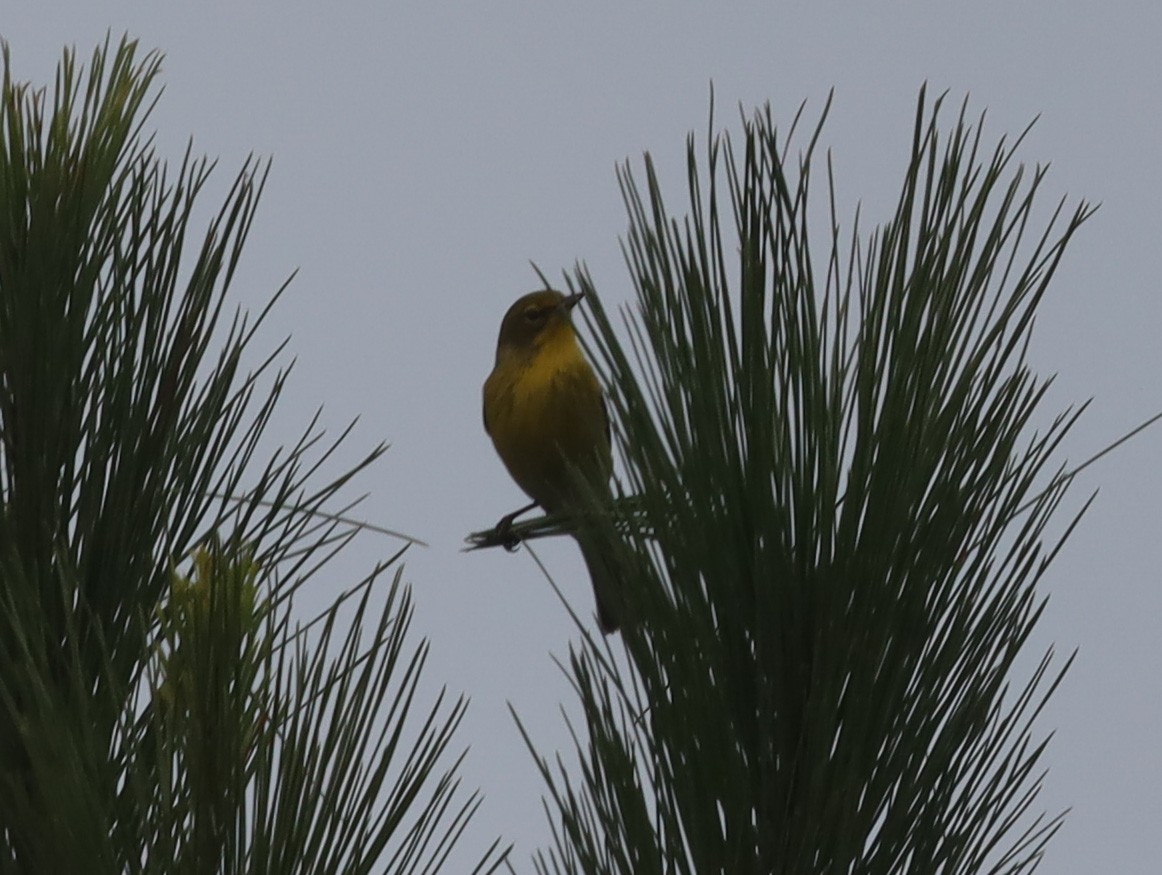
482, 289, 621, 633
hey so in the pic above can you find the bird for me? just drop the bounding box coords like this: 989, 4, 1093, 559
482, 288, 622, 633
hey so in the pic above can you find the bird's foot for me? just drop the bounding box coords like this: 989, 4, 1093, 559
492, 500, 538, 551
494, 511, 524, 552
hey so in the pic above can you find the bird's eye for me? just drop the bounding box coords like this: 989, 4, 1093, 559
523, 307, 542, 322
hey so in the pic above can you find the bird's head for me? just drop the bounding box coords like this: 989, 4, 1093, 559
494, 289, 584, 362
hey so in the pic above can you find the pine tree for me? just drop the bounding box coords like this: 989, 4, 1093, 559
520, 93, 1091, 874
0, 37, 506, 874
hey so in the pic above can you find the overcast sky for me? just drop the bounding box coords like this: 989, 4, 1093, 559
4, 3, 1160, 871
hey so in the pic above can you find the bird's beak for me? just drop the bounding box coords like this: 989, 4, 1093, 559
562, 291, 585, 311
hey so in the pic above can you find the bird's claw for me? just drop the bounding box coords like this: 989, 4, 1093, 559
494, 512, 523, 552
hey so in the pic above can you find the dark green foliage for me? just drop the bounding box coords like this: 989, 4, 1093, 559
527, 92, 1091, 873
0, 37, 505, 873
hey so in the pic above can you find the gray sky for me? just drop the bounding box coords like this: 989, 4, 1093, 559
5, 3, 1160, 871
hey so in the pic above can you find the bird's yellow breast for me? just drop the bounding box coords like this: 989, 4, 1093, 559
483, 331, 611, 512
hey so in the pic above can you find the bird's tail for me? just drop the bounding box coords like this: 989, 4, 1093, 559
575, 534, 622, 634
